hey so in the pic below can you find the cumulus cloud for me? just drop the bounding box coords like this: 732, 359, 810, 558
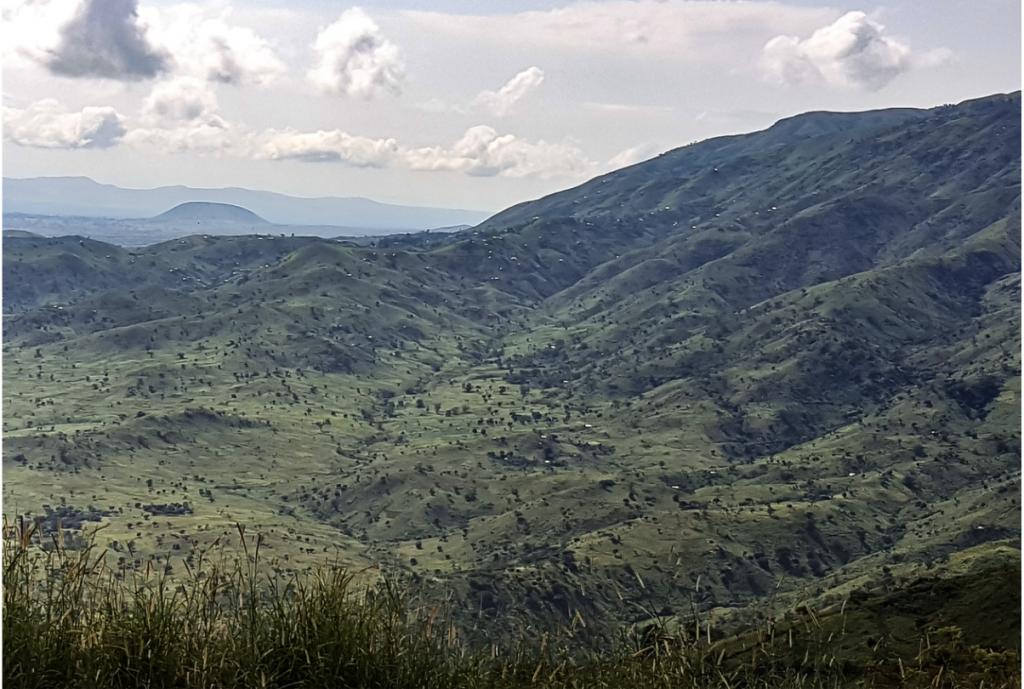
473, 67, 545, 117
760, 11, 950, 91
123, 121, 236, 154
307, 8, 404, 98
44, 0, 168, 80
140, 77, 222, 125
4, 0, 283, 85
121, 76, 235, 154
415, 67, 544, 116
3, 99, 127, 148
143, 5, 286, 86
3, 0, 76, 68
405, 125, 592, 179
255, 129, 399, 166
249, 123, 592, 178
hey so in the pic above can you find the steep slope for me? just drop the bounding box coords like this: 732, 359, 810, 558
475, 95, 1012, 235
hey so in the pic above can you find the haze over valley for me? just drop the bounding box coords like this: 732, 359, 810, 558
3, 178, 490, 246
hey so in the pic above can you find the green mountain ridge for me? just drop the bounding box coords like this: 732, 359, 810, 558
3, 92, 1020, 650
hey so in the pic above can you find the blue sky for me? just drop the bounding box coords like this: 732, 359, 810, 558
3, 0, 1020, 212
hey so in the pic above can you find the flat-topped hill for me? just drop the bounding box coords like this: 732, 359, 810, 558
2, 229, 43, 239
152, 202, 269, 225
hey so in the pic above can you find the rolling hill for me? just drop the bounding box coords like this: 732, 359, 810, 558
3, 91, 1019, 650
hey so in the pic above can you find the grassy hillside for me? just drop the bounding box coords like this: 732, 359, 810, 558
3, 92, 1020, 659
4, 521, 1018, 688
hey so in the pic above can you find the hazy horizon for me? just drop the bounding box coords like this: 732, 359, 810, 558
1, 174, 498, 212
3, 0, 1020, 212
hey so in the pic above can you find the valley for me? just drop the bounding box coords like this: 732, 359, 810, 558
3, 92, 1020, 650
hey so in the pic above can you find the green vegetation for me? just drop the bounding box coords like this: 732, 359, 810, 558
4, 520, 1018, 689
3, 92, 1021, 684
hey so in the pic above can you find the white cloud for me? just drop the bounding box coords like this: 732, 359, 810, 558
2, 95, 591, 178
607, 142, 661, 169
141, 5, 286, 86
140, 77, 222, 125
473, 67, 545, 117
123, 120, 236, 154
2, 0, 80, 68
760, 11, 951, 91
4, 0, 284, 86
124, 76, 234, 154
307, 8, 404, 98
416, 67, 544, 116
252, 125, 591, 178
405, 125, 593, 179
3, 99, 127, 148
255, 129, 399, 166
5, 0, 169, 80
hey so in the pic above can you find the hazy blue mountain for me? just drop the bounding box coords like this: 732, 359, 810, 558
151, 202, 270, 224
2, 177, 493, 229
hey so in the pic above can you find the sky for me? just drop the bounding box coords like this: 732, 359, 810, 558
2, 0, 1020, 212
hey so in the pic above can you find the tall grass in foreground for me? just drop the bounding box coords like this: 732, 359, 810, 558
3, 518, 1018, 689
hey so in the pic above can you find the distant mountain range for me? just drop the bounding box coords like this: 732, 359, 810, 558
2, 176, 493, 230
